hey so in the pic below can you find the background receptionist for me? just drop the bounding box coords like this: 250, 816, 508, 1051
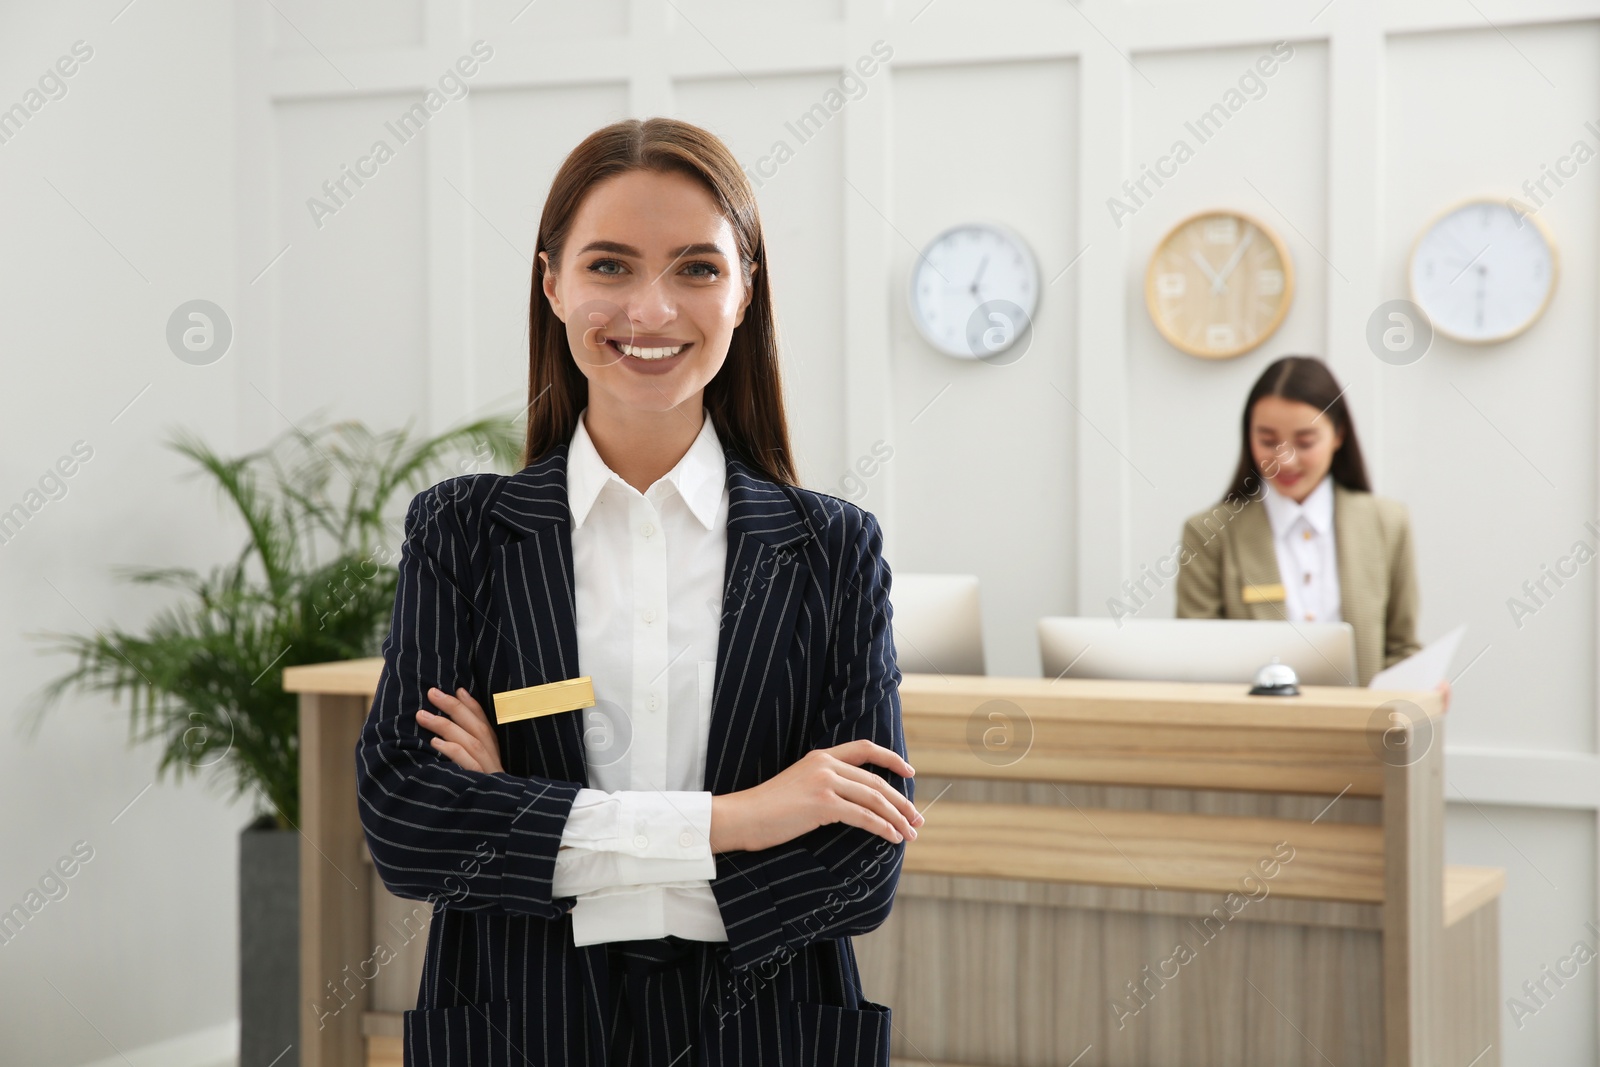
1175, 355, 1445, 704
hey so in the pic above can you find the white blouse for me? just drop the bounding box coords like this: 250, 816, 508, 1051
1260, 474, 1341, 625
549, 406, 730, 947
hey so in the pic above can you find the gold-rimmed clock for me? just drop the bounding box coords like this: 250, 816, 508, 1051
1409, 198, 1558, 343
1145, 210, 1295, 359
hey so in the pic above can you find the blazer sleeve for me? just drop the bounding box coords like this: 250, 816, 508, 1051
1175, 512, 1225, 619
1383, 502, 1423, 667
355, 479, 582, 921
707, 508, 911, 974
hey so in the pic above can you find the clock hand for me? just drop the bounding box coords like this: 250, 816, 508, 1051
969, 255, 989, 297
1211, 231, 1255, 293
1475, 264, 1487, 331
1189, 249, 1222, 287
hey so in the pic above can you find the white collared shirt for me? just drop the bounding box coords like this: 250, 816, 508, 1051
548, 406, 730, 947
1260, 474, 1341, 624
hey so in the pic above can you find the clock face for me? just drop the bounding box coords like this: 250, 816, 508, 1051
1145, 211, 1294, 359
1409, 200, 1557, 343
909, 223, 1039, 359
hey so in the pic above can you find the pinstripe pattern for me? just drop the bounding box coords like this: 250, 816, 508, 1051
355, 440, 907, 1066
1175, 483, 1423, 685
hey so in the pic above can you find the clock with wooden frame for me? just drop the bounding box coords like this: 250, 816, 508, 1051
1145, 209, 1295, 359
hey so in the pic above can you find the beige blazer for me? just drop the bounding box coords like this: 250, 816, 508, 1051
1174, 483, 1422, 686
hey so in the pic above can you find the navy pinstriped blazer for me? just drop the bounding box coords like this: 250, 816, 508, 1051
355, 438, 910, 1066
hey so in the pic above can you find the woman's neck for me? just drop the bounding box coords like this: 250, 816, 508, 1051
582, 397, 706, 494
1268, 471, 1328, 506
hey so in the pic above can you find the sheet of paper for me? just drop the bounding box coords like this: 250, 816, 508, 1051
1367, 623, 1467, 690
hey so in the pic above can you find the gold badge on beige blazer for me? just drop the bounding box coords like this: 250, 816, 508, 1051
1175, 483, 1422, 686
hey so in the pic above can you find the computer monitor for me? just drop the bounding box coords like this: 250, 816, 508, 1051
891, 573, 985, 676
1037, 616, 1358, 686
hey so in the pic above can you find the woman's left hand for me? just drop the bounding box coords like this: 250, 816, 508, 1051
417, 686, 504, 774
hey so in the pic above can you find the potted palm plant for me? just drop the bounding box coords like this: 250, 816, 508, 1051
27, 412, 521, 1067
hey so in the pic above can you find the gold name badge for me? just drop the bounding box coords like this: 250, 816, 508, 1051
1241, 582, 1287, 604
492, 676, 596, 724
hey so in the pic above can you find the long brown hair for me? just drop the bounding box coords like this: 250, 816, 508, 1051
522, 117, 796, 485
1223, 355, 1370, 504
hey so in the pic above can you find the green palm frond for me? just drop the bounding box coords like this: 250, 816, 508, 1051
26, 410, 521, 830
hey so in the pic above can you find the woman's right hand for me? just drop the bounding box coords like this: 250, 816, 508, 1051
709, 739, 923, 854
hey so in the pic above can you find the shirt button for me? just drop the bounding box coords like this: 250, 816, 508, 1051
648, 695, 659, 711
642, 609, 655, 623
633, 834, 649, 849
678, 831, 694, 847
641, 522, 654, 537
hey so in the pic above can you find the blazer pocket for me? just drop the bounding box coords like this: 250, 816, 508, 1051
404, 997, 545, 1066
793, 998, 893, 1067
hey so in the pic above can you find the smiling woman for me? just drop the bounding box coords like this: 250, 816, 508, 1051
520, 128, 794, 489
1174, 355, 1435, 693
355, 117, 917, 1067
537, 171, 753, 413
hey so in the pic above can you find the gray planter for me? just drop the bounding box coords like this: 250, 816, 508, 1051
240, 815, 299, 1067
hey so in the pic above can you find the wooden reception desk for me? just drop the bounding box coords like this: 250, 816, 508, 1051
284, 662, 1501, 1067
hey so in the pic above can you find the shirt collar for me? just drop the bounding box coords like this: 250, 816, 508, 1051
566, 407, 726, 531
1262, 473, 1335, 539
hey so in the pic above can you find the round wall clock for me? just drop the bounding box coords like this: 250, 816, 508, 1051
1408, 199, 1558, 343
909, 222, 1039, 359
1145, 209, 1295, 359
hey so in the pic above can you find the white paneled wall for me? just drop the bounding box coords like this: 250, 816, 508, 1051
891, 57, 1080, 685
273, 95, 433, 429
234, 1, 1600, 1063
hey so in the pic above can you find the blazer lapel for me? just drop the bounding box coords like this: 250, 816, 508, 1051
485, 444, 589, 785
1233, 499, 1289, 621
704, 454, 814, 793
484, 442, 817, 795
1333, 484, 1384, 644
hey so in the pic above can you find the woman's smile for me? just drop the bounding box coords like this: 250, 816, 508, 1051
606, 336, 694, 374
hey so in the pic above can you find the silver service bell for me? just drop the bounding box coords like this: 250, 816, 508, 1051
1248, 656, 1300, 697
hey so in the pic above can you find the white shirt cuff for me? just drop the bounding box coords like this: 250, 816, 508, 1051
568, 883, 729, 947
552, 789, 716, 897
553, 849, 716, 898
559, 788, 713, 859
